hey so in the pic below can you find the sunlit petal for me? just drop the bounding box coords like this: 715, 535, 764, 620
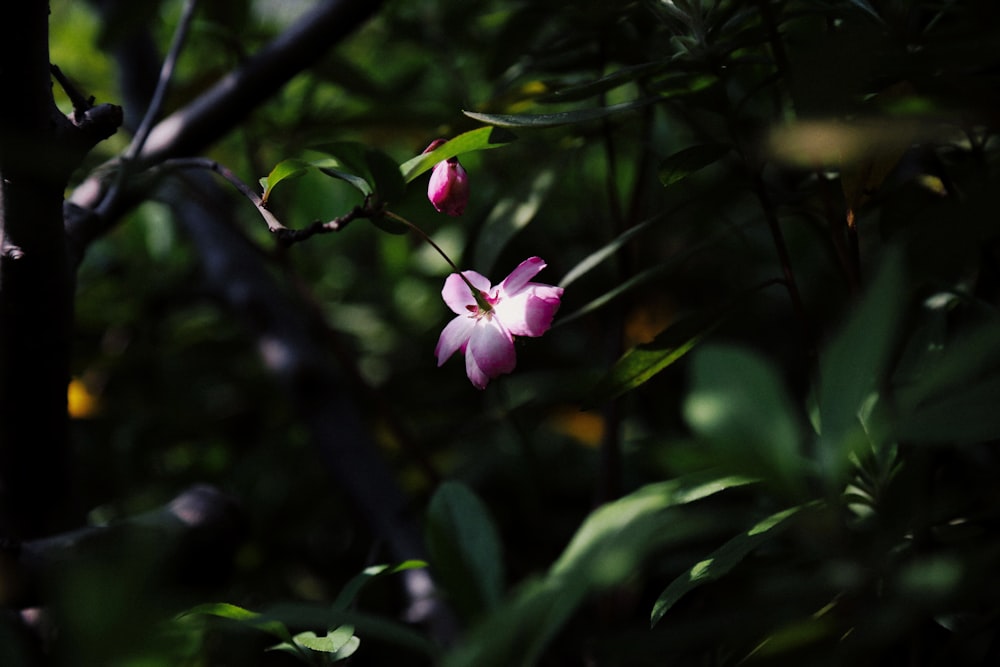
495, 284, 564, 337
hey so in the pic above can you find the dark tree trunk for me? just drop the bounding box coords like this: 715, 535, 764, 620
0, 2, 75, 538
0, 3, 120, 538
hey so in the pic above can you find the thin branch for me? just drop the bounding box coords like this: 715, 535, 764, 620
156, 157, 372, 245
49, 64, 94, 122
752, 172, 817, 366
125, 0, 199, 162
156, 157, 284, 231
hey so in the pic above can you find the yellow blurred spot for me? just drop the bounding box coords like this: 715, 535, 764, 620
67, 377, 100, 418
915, 173, 947, 196
624, 297, 675, 347
548, 407, 605, 448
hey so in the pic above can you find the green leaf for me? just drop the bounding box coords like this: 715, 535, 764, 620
559, 217, 658, 289
179, 603, 294, 643
555, 225, 743, 328
537, 62, 667, 103
684, 345, 807, 497
589, 308, 725, 404
658, 144, 730, 187
285, 626, 356, 654
257, 604, 439, 659
817, 249, 906, 484
551, 474, 756, 578
426, 481, 504, 617
365, 147, 406, 203
463, 97, 658, 129
332, 560, 428, 612
259, 158, 313, 205
311, 143, 405, 203
399, 126, 516, 182
317, 165, 372, 196
312, 142, 372, 192
472, 168, 556, 274
894, 309, 1000, 413
650, 504, 811, 626
443, 473, 755, 667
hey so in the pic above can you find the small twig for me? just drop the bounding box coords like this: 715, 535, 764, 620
752, 172, 818, 368
126, 0, 199, 161
49, 64, 94, 122
273, 207, 369, 245
88, 0, 199, 225
158, 157, 371, 245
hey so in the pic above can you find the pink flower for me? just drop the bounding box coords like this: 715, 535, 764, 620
435, 257, 564, 389
424, 139, 469, 216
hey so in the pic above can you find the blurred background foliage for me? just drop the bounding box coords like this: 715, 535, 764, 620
35, 0, 1000, 664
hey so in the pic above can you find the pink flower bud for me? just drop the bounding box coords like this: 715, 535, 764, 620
423, 139, 470, 216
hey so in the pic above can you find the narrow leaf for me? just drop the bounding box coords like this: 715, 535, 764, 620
463, 97, 658, 129
650, 504, 809, 626
443, 473, 754, 667
180, 603, 294, 643
400, 126, 516, 182
332, 560, 428, 611
472, 168, 556, 273
817, 249, 906, 482
658, 144, 730, 187
556, 226, 741, 328
317, 165, 372, 196
589, 308, 725, 404
559, 217, 656, 288
685, 345, 807, 497
551, 473, 757, 578
538, 62, 667, 103
426, 482, 505, 617
311, 143, 406, 203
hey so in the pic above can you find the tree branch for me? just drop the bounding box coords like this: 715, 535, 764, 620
66, 0, 383, 258
1, 485, 244, 609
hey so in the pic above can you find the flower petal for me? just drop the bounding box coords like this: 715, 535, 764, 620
465, 352, 492, 390
435, 315, 476, 366
441, 271, 491, 314
467, 316, 516, 378
494, 284, 564, 337
500, 257, 546, 296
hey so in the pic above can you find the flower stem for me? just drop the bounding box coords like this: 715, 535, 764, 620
382, 210, 491, 309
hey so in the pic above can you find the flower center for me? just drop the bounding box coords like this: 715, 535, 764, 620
468, 289, 500, 319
